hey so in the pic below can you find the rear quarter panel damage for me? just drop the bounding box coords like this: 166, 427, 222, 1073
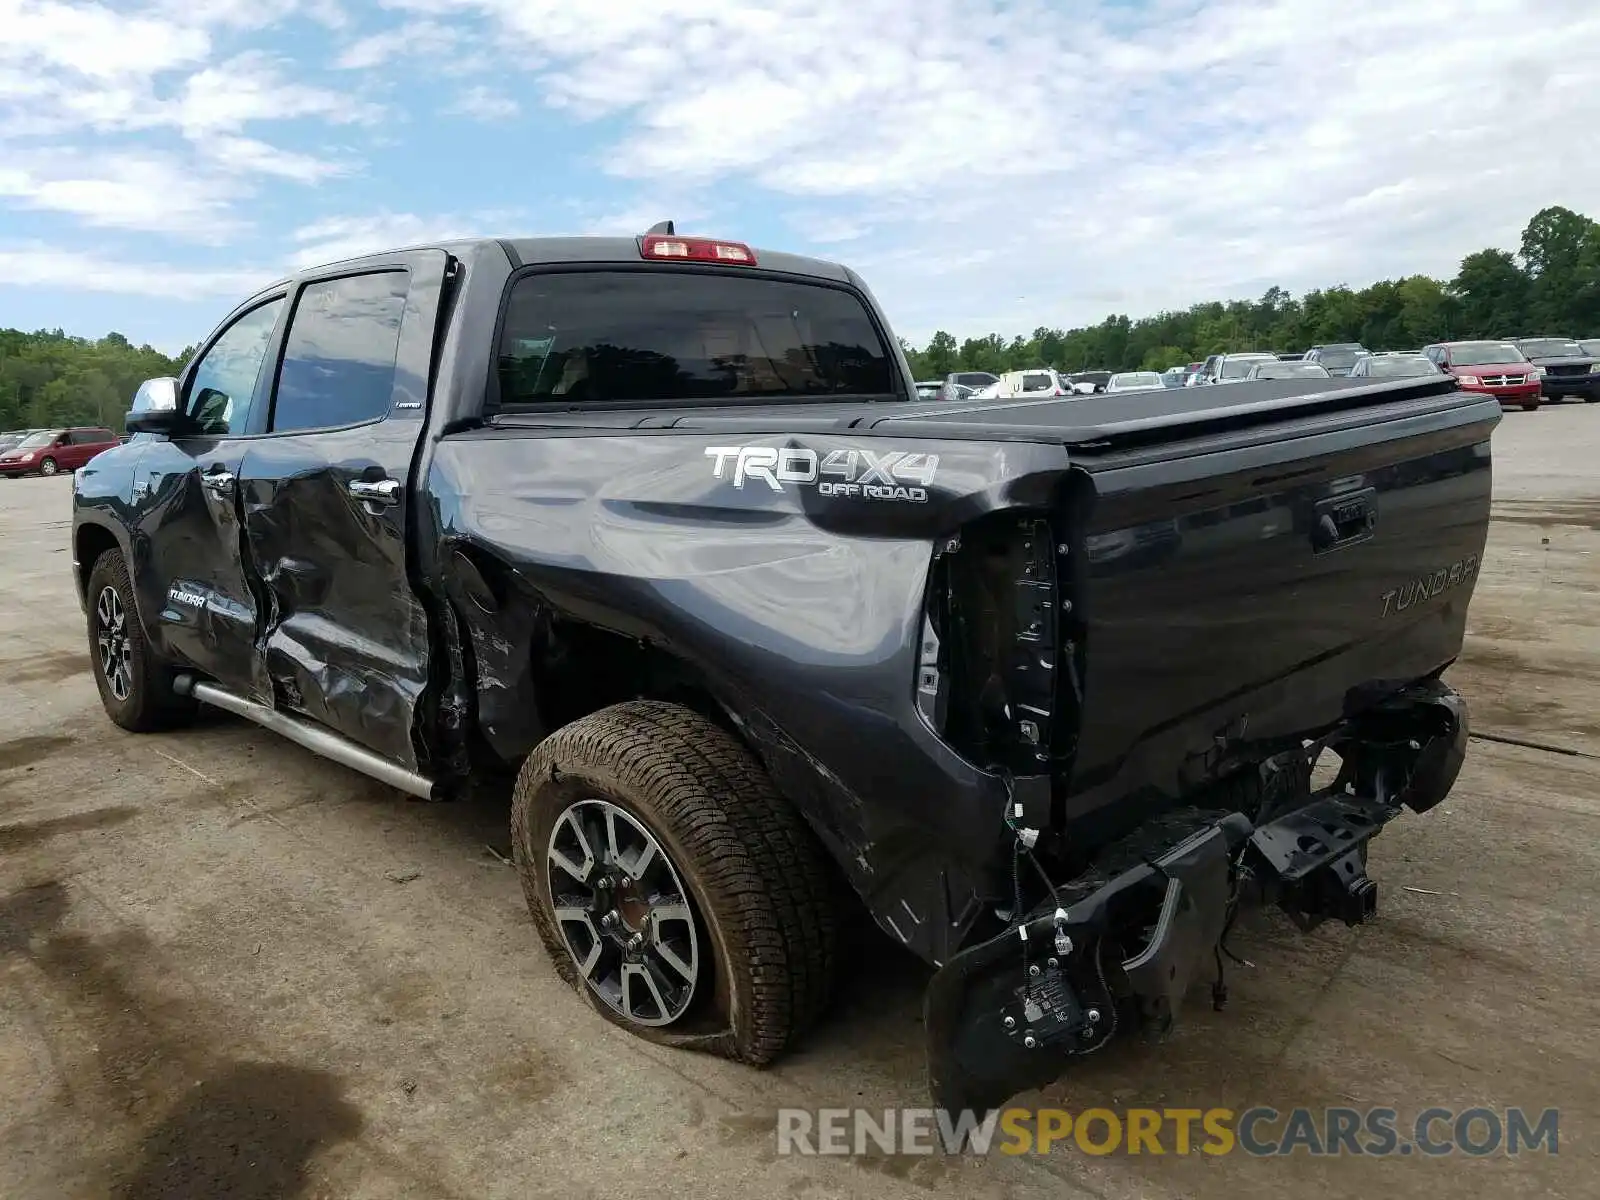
427, 428, 1074, 964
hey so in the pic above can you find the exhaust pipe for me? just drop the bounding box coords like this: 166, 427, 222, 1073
176, 675, 437, 800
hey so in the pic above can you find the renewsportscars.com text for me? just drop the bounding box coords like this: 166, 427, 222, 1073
776, 1106, 1560, 1158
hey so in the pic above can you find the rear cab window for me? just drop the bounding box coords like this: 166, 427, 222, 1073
495, 269, 896, 409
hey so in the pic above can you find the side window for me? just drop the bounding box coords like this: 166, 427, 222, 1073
186, 298, 285, 436
271, 272, 409, 434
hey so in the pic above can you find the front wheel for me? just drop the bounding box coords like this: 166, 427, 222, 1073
39, 457, 59, 476
511, 700, 838, 1064
85, 549, 197, 731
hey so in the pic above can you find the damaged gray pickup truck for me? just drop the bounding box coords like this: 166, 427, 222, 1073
72, 227, 1496, 1112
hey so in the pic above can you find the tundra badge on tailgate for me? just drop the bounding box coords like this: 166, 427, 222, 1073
1380, 553, 1480, 617
705, 445, 940, 502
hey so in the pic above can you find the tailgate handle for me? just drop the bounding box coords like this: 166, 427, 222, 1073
1311, 488, 1377, 554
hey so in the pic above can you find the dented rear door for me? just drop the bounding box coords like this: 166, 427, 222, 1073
237, 251, 451, 770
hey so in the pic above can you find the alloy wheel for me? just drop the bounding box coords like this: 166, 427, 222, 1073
95, 585, 134, 702
546, 798, 701, 1027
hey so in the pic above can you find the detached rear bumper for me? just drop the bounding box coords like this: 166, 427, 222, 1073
925, 680, 1468, 1115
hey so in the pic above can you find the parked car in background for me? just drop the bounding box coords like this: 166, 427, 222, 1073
1349, 353, 1443, 379
1067, 370, 1112, 394
1105, 371, 1166, 393
940, 371, 999, 400
1511, 337, 1600, 403
996, 368, 1071, 397
914, 380, 944, 401
1422, 341, 1541, 410
1212, 352, 1280, 384
1245, 360, 1333, 381
1276, 352, 1307, 362
1303, 343, 1370, 376
1160, 366, 1188, 388
0, 427, 120, 477
0, 429, 45, 455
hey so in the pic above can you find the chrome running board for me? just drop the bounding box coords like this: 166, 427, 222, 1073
175, 675, 437, 800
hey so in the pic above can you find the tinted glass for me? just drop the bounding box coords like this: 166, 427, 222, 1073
272, 273, 408, 433
499, 270, 894, 406
955, 373, 997, 387
1366, 356, 1438, 377
1517, 339, 1581, 357
1312, 347, 1364, 369
1580, 340, 1600, 356
1256, 362, 1329, 378
187, 299, 284, 435
1219, 356, 1273, 379
1450, 342, 1524, 366
1020, 372, 1054, 391
17, 430, 63, 449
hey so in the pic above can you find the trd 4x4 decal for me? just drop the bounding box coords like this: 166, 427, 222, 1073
705, 445, 940, 503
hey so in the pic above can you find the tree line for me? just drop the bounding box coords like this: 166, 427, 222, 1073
0, 330, 191, 434
4, 205, 1599, 432
901, 205, 1600, 379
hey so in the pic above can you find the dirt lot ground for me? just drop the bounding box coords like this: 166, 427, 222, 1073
3, 406, 1597, 1199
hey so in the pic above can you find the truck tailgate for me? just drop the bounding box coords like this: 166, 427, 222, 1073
1054, 385, 1499, 822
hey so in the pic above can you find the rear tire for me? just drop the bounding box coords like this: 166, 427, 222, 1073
86, 549, 197, 732
511, 700, 837, 1064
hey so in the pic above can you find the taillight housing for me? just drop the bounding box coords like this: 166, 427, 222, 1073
638, 234, 757, 265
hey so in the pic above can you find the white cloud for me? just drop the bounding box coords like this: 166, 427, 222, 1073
198, 135, 350, 183
174, 52, 380, 136
448, 85, 518, 121
286, 211, 519, 267
390, 0, 1600, 340
0, 153, 244, 240
0, 242, 274, 299
5, 0, 1600, 344
0, 0, 211, 77
334, 19, 456, 69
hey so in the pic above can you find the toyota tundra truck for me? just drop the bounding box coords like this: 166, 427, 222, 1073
72, 227, 1496, 1114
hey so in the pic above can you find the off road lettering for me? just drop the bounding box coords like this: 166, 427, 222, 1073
706, 444, 939, 501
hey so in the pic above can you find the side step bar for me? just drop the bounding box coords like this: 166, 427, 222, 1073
175, 676, 437, 800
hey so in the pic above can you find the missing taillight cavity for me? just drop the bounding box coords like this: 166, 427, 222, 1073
638, 235, 757, 265
921, 514, 1069, 781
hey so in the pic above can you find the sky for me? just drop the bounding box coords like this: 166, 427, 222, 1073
1, 0, 1597, 354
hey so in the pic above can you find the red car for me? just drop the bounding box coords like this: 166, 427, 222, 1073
1422, 341, 1543, 410
0, 427, 120, 477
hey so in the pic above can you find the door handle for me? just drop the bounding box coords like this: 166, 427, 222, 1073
348, 478, 401, 506
202, 469, 236, 495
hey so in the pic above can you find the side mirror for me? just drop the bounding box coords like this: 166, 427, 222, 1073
125, 377, 183, 435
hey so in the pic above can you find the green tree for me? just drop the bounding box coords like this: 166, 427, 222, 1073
1451, 249, 1529, 338
1140, 345, 1186, 371
1519, 205, 1600, 332
0, 329, 185, 434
